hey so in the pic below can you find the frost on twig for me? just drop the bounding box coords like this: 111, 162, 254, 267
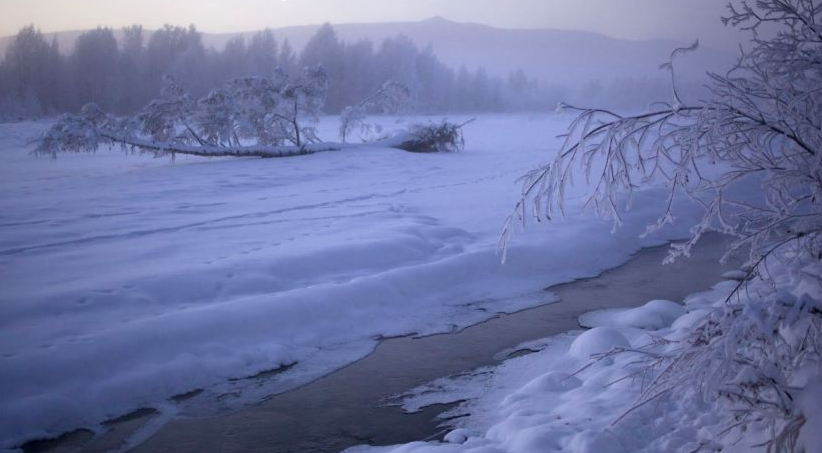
339, 81, 412, 143
500, 1, 822, 449
501, 0, 821, 277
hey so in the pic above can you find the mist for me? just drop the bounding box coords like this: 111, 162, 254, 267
0, 17, 731, 119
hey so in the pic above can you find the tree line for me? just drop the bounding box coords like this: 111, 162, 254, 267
0, 23, 559, 118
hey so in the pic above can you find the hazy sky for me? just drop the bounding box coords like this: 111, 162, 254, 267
0, 0, 743, 48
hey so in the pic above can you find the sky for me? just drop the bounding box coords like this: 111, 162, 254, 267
0, 0, 743, 49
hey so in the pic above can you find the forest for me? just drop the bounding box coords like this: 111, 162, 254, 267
0, 23, 557, 118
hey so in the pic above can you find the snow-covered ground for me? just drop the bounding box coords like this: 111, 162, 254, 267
0, 114, 699, 448
348, 261, 822, 453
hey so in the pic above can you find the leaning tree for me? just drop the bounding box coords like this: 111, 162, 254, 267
36, 67, 469, 157
338, 81, 412, 143
503, 1, 821, 450
36, 66, 332, 158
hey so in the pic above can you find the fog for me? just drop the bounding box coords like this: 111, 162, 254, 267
0, 18, 735, 119
1, 0, 743, 49
0, 1, 742, 118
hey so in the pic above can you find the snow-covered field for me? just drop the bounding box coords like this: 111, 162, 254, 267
0, 114, 699, 448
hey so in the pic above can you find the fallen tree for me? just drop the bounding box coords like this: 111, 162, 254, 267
36, 67, 330, 158
36, 71, 467, 158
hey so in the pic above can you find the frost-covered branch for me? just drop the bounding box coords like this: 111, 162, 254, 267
339, 81, 412, 143
502, 0, 822, 279
499, 1, 822, 449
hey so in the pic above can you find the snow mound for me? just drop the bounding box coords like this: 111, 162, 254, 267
671, 308, 712, 331
519, 371, 581, 394
578, 299, 685, 330
567, 327, 630, 358
501, 371, 582, 407
566, 431, 624, 453
721, 270, 748, 281
443, 429, 472, 444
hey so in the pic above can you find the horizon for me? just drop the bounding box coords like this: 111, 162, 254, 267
0, 15, 731, 51
0, 0, 745, 50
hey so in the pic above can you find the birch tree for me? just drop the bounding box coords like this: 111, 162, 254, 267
36, 66, 330, 158
502, 1, 822, 449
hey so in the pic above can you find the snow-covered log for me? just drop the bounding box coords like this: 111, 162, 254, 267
36, 104, 342, 159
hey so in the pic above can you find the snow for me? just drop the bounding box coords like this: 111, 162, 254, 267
348, 261, 822, 453
0, 114, 700, 448
720, 269, 748, 281
578, 299, 685, 330
797, 382, 822, 451
567, 327, 630, 359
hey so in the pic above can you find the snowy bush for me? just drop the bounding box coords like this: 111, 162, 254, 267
503, 1, 822, 450
390, 120, 472, 153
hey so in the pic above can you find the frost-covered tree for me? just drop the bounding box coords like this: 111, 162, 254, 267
117, 25, 149, 113
277, 65, 330, 147
36, 65, 330, 158
300, 24, 345, 111
339, 81, 412, 142
215, 36, 249, 83
503, 1, 821, 449
0, 21, 561, 117
72, 27, 119, 111
415, 44, 455, 112
246, 29, 279, 78
137, 74, 197, 144
1, 25, 63, 115
37, 65, 470, 157
145, 25, 206, 98
277, 39, 298, 77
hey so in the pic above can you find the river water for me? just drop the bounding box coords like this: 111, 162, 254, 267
27, 233, 739, 453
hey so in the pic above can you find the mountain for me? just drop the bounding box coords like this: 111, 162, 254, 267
0, 17, 732, 87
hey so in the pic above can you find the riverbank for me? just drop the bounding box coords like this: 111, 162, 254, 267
1, 115, 709, 449
34, 233, 736, 453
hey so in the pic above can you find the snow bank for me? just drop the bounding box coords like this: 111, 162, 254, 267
350, 261, 822, 453
0, 115, 702, 447
578, 299, 685, 330
567, 327, 630, 358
